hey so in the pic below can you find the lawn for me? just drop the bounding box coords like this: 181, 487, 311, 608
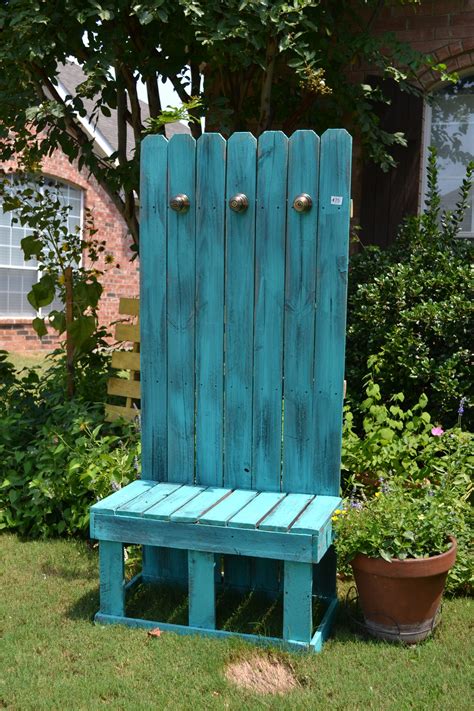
6, 351, 51, 372
1, 534, 472, 710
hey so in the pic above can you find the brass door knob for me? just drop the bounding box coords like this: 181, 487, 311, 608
293, 193, 313, 212
170, 194, 190, 212
229, 193, 249, 213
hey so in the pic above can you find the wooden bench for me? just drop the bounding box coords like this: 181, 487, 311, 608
91, 129, 352, 651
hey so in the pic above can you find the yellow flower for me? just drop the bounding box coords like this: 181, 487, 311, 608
375, 492, 381, 498
334, 509, 342, 515
331, 516, 338, 522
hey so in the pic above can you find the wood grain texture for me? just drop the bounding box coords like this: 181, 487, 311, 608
224, 133, 257, 489
313, 129, 352, 496
115, 482, 182, 517
118, 297, 140, 316
222, 132, 258, 592
227, 491, 286, 530
258, 493, 314, 532
111, 351, 140, 372
115, 323, 140, 343
99, 541, 125, 616
252, 131, 288, 493
91, 514, 315, 562
283, 561, 313, 644
283, 131, 320, 493
198, 489, 258, 526
195, 134, 226, 486
107, 377, 141, 400
91, 480, 153, 514
140, 135, 168, 482
167, 134, 196, 485
188, 551, 216, 629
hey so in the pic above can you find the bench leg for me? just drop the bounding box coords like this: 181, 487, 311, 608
188, 551, 215, 630
283, 561, 312, 645
99, 541, 125, 617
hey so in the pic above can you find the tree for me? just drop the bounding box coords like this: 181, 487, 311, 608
0, 0, 452, 248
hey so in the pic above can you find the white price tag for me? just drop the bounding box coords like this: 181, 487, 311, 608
330, 196, 343, 206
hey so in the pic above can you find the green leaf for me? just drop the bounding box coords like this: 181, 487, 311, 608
32, 317, 47, 337
67, 315, 96, 348
379, 550, 392, 563
27, 275, 56, 309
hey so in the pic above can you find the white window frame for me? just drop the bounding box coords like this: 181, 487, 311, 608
420, 74, 474, 239
0, 176, 84, 318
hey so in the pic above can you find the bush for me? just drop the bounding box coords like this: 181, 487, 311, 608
340, 379, 473, 595
0, 352, 140, 538
346, 149, 473, 428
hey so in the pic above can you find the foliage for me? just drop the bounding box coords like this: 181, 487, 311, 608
0, 355, 140, 538
0, 0, 451, 245
0, 175, 110, 351
341, 379, 474, 494
338, 378, 473, 595
333, 478, 472, 594
346, 149, 473, 428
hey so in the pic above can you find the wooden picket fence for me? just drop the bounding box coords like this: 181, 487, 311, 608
105, 297, 141, 423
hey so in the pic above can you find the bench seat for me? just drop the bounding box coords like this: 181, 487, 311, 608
90, 479, 341, 650
91, 479, 341, 563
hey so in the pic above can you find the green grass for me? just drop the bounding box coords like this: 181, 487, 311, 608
1, 534, 472, 711
6, 351, 51, 372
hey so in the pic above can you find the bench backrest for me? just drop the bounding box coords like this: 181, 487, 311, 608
140, 130, 351, 497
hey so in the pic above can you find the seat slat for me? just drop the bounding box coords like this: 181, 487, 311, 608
227, 492, 286, 530
258, 493, 314, 532
91, 480, 153, 514
170, 487, 231, 523
198, 489, 258, 526
115, 482, 183, 517
143, 485, 206, 520
289, 495, 341, 535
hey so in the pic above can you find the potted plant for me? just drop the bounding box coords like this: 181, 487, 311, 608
332, 479, 465, 643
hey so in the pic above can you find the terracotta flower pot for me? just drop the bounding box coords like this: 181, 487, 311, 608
350, 537, 457, 644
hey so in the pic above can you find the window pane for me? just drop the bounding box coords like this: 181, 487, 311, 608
429, 75, 474, 236
0, 176, 83, 316
0, 268, 37, 317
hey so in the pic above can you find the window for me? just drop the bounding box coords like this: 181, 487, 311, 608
0, 178, 83, 317
423, 75, 474, 238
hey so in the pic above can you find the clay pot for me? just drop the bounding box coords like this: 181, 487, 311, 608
350, 537, 457, 644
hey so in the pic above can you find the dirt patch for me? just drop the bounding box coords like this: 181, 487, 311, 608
225, 653, 299, 695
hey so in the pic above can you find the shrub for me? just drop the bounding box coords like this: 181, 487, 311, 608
340, 379, 473, 595
0, 353, 140, 538
346, 149, 473, 428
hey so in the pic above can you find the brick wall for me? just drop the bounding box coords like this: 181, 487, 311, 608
0, 150, 139, 353
351, 0, 474, 232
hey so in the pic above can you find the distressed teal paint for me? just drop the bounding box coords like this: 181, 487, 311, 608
99, 541, 125, 617
252, 131, 288, 493
313, 129, 352, 496
284, 561, 313, 644
222, 132, 258, 591
140, 135, 168, 482
195, 134, 226, 486
224, 133, 257, 488
92, 130, 351, 652
188, 551, 216, 629
167, 134, 196, 484
283, 130, 320, 493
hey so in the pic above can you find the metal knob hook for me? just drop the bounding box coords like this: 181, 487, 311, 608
170, 194, 190, 213
229, 193, 249, 213
293, 193, 313, 213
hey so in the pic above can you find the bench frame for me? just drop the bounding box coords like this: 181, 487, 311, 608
92, 129, 352, 652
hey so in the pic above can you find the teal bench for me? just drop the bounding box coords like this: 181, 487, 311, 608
91, 129, 352, 651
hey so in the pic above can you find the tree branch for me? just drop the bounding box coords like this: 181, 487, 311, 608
257, 36, 278, 134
